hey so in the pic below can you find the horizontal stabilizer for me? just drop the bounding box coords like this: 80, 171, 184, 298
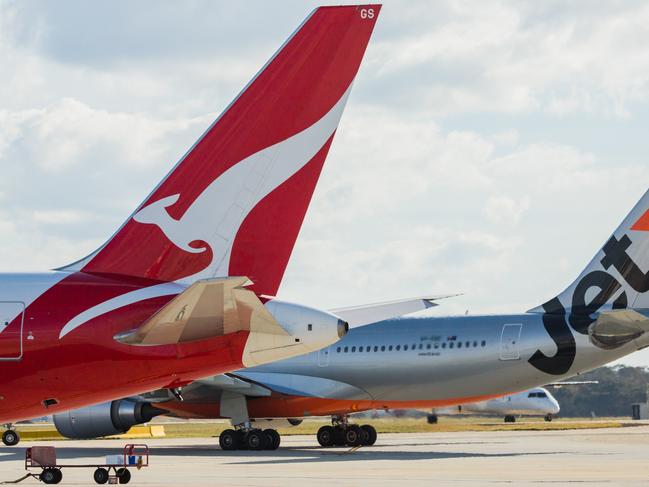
588, 309, 649, 350
114, 277, 287, 346
331, 295, 458, 328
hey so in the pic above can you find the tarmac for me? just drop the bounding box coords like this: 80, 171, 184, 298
1, 425, 648, 486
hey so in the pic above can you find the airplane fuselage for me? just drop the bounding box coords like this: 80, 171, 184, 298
0, 272, 251, 424
226, 313, 641, 418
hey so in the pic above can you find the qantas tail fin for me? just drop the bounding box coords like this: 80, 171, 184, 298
62, 5, 381, 296
530, 189, 649, 323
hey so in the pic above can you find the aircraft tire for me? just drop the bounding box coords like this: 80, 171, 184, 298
316, 426, 335, 447
544, 414, 553, 422
504, 415, 516, 423
246, 429, 267, 451
2, 429, 19, 446
219, 429, 240, 451
264, 429, 281, 450
361, 424, 377, 445
345, 425, 364, 447
332, 427, 347, 446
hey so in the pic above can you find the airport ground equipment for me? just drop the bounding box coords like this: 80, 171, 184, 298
22, 444, 149, 484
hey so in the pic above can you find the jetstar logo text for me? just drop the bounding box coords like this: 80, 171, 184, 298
529, 233, 649, 375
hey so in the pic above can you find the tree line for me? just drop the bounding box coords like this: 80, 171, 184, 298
552, 365, 649, 417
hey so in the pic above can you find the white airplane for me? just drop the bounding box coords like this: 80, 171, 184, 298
429, 386, 561, 423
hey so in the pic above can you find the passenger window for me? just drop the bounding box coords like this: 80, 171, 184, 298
433, 343, 438, 349
344, 346, 349, 353
337, 347, 341, 353
396, 345, 401, 351
473, 341, 478, 347
442, 343, 446, 349
465, 341, 470, 348
351, 346, 356, 352
449, 342, 454, 349
458, 342, 462, 348
481, 340, 486, 347
359, 346, 364, 352
388, 345, 393, 351
404, 345, 408, 351
374, 346, 378, 352
419, 344, 423, 350
381, 345, 386, 351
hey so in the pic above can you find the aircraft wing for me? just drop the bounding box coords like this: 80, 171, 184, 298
546, 381, 599, 388
330, 295, 459, 328
114, 277, 288, 346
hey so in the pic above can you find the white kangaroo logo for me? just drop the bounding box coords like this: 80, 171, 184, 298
133, 85, 352, 282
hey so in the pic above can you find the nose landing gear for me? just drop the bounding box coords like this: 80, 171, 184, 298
316, 415, 377, 447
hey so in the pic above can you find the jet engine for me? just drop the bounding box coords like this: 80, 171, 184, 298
53, 400, 165, 439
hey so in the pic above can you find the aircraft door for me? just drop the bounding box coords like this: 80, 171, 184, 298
317, 346, 330, 367
499, 323, 522, 361
0, 302, 25, 361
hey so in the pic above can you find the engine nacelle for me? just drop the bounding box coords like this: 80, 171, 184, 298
250, 418, 303, 429
53, 400, 164, 439
264, 299, 348, 353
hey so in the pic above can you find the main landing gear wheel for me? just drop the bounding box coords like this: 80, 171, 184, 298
361, 424, 377, 446
427, 414, 438, 424
41, 468, 62, 484
2, 429, 19, 446
246, 429, 267, 451
317, 426, 335, 447
504, 415, 516, 423
544, 414, 553, 422
93, 468, 109, 484
344, 424, 364, 447
219, 429, 241, 451
116, 468, 131, 484
263, 429, 281, 450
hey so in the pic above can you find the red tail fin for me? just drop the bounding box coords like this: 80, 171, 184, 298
63, 5, 381, 296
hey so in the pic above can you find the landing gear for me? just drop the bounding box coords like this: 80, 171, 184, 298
317, 416, 378, 447
2, 427, 19, 446
544, 414, 553, 422
504, 415, 516, 423
219, 427, 281, 451
264, 429, 281, 450
427, 414, 438, 424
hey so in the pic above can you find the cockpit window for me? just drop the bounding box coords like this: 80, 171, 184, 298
528, 391, 548, 398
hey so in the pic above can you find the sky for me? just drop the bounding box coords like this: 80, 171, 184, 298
1, 0, 649, 366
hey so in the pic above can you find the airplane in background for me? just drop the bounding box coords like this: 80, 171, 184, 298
0, 4, 383, 446
53, 184, 649, 450
429, 386, 561, 423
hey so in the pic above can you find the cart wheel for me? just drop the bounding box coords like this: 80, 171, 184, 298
2, 429, 19, 446
93, 467, 109, 484
117, 468, 131, 484
41, 468, 58, 484
52, 469, 63, 484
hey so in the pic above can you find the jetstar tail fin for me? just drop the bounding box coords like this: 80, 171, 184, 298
530, 189, 649, 319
